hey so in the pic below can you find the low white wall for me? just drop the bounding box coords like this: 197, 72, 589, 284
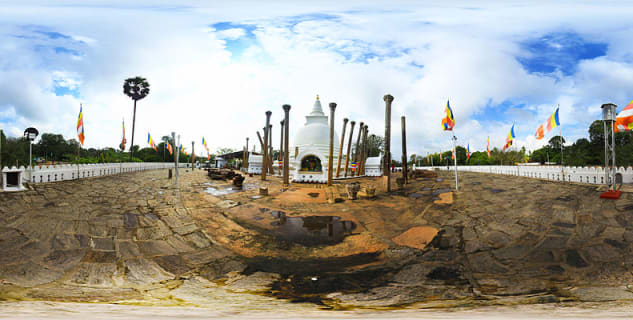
429, 165, 629, 185
13, 162, 186, 184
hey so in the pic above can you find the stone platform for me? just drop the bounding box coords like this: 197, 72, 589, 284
1, 168, 633, 309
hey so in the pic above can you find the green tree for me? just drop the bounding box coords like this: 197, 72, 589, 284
123, 76, 150, 161
366, 134, 384, 157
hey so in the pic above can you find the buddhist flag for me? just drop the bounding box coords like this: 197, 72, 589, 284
615, 100, 633, 133
202, 137, 209, 151
121, 119, 126, 150
76, 104, 85, 146
503, 124, 516, 151
441, 100, 455, 131
427, 155, 430, 163
166, 141, 173, 155
486, 136, 491, 158
440, 152, 443, 162
451, 148, 455, 160
148, 133, 158, 151
207, 153, 210, 161
466, 144, 470, 160
535, 107, 560, 139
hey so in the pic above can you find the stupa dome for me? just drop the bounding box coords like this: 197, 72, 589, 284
294, 95, 339, 149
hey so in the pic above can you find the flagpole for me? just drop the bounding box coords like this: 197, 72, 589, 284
452, 131, 458, 191
559, 104, 564, 181
77, 103, 81, 180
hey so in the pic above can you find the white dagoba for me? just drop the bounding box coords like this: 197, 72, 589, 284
291, 95, 339, 183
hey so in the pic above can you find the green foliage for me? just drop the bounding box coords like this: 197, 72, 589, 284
367, 134, 383, 157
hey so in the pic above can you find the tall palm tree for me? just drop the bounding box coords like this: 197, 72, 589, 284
123, 76, 150, 161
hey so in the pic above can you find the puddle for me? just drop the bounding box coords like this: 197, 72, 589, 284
307, 192, 320, 198
432, 188, 452, 195
204, 186, 239, 196
407, 193, 425, 199
435, 178, 444, 182
491, 189, 504, 193
471, 182, 481, 185
204, 183, 257, 196
422, 187, 432, 191
269, 212, 357, 246
252, 195, 262, 199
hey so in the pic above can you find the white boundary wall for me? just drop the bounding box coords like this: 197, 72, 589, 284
426, 165, 631, 185
8, 162, 187, 184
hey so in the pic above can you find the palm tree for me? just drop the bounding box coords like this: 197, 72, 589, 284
123, 76, 150, 161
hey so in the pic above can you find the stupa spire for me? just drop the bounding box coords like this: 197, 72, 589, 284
310, 94, 325, 116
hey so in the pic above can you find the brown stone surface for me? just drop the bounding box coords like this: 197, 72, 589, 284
392, 226, 439, 250
4, 168, 633, 309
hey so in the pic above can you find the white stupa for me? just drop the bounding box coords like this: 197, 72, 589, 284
291, 95, 339, 183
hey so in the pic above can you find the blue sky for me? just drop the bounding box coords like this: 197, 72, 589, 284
1, 1, 633, 157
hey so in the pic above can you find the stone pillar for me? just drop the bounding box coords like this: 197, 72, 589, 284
244, 137, 249, 170
262, 111, 271, 180
401, 116, 408, 184
191, 141, 195, 170
383, 94, 394, 192
283, 104, 291, 185
335, 118, 348, 178
353, 121, 364, 176
360, 125, 368, 175
344, 121, 356, 177
279, 120, 284, 161
328, 102, 337, 186
268, 124, 274, 174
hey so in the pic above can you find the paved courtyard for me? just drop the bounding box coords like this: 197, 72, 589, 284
2, 167, 633, 309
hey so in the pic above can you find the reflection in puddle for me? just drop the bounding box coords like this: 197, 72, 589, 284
491, 189, 504, 193
204, 183, 257, 196
432, 188, 453, 195
269, 211, 357, 246
407, 193, 425, 199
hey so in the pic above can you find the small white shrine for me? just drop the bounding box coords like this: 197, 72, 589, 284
291, 95, 339, 183
2, 166, 26, 192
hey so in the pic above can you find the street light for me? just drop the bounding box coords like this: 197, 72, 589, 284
23, 127, 39, 182
600, 103, 619, 199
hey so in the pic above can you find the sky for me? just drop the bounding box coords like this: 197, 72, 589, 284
2, 0, 633, 159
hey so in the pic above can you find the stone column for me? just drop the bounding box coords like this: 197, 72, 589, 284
279, 120, 284, 161
383, 94, 393, 192
344, 121, 356, 177
401, 116, 408, 184
268, 124, 274, 174
191, 141, 195, 170
353, 121, 364, 176
328, 102, 337, 186
283, 104, 291, 185
244, 137, 249, 169
262, 111, 271, 180
335, 118, 348, 178
360, 125, 368, 175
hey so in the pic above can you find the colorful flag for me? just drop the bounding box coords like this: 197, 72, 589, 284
121, 119, 126, 150
179, 145, 183, 154
440, 152, 443, 162
487, 136, 491, 158
451, 148, 455, 160
427, 155, 430, 163
202, 137, 208, 151
503, 124, 516, 151
535, 107, 560, 139
207, 153, 210, 161
615, 100, 633, 133
148, 133, 157, 151
76, 104, 85, 146
166, 141, 173, 155
350, 162, 357, 170
441, 100, 455, 131
466, 144, 470, 160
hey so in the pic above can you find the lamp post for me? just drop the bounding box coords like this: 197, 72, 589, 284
23, 127, 39, 183
600, 103, 619, 199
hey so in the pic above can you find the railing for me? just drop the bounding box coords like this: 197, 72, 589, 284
424, 165, 630, 185
5, 162, 188, 184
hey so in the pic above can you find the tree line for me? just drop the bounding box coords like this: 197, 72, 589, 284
0, 131, 197, 168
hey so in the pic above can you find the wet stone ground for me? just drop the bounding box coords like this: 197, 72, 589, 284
3, 168, 633, 311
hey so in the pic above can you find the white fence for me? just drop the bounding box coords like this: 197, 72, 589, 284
6, 162, 188, 184
428, 165, 632, 185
